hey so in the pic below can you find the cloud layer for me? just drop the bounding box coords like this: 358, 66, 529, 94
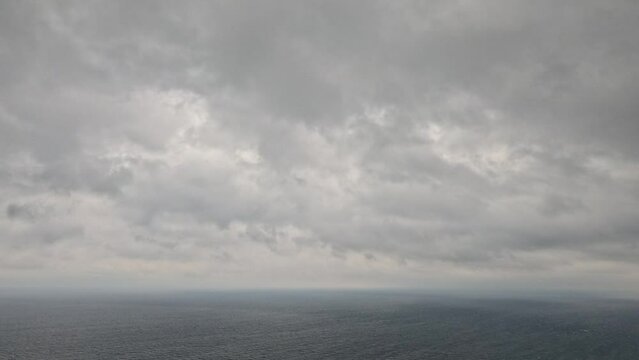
1, 0, 639, 291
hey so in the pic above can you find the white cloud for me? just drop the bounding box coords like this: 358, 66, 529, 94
1, 0, 638, 293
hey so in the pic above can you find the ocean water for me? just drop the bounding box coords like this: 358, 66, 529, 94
1, 291, 638, 359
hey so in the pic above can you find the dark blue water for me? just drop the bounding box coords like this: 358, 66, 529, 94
1, 291, 638, 359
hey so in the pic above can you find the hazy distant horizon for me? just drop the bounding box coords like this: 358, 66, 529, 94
2, 0, 639, 293
1, 285, 638, 302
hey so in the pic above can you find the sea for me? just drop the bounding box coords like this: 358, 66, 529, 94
1, 290, 638, 359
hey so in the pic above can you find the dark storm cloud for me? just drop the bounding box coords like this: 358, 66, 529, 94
1, 0, 638, 290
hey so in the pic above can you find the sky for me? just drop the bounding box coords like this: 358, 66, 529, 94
1, 0, 639, 293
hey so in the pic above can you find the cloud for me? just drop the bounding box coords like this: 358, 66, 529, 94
1, 0, 638, 292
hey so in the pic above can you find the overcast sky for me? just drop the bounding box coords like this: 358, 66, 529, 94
1, 0, 639, 292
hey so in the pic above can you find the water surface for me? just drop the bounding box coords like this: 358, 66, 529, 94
1, 291, 638, 359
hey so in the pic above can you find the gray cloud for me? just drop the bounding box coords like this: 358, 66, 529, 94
1, 0, 638, 292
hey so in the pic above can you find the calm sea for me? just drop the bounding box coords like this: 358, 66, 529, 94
1, 291, 638, 359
